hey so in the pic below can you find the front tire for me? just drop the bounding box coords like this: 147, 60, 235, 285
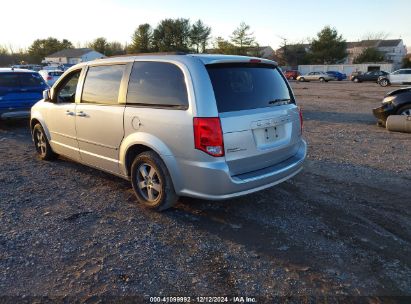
130, 151, 178, 211
319, 77, 325, 82
397, 104, 411, 116
298, 77, 305, 82
33, 123, 56, 160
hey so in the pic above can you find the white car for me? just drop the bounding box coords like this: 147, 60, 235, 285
39, 70, 64, 86
378, 69, 411, 87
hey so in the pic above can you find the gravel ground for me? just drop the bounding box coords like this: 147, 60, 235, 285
0, 81, 410, 302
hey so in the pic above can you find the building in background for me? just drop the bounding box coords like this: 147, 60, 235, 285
277, 39, 407, 70
345, 39, 407, 67
43, 48, 105, 65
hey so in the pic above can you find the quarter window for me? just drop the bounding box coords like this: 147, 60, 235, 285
56, 70, 81, 103
127, 62, 188, 108
82, 65, 125, 105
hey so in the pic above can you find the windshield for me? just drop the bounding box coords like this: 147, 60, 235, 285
206, 63, 294, 113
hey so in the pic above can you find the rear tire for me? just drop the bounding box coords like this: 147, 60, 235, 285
130, 151, 178, 211
33, 123, 56, 160
299, 77, 305, 82
353, 78, 360, 83
319, 77, 325, 82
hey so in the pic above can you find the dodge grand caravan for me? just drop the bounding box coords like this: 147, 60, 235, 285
30, 54, 307, 211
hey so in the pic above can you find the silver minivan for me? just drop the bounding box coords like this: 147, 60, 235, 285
30, 54, 306, 211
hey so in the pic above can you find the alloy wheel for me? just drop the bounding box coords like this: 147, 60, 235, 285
34, 129, 47, 156
400, 108, 411, 116
136, 163, 162, 202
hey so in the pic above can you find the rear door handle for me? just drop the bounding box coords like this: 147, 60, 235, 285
76, 111, 87, 117
65, 110, 75, 116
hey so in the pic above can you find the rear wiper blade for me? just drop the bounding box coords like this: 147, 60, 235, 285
268, 98, 291, 105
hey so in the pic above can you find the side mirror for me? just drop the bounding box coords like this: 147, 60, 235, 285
43, 89, 51, 102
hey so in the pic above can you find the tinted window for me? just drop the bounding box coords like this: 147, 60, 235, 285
19, 73, 45, 86
57, 70, 81, 103
82, 65, 125, 105
404, 70, 411, 75
0, 73, 20, 87
206, 63, 293, 113
127, 62, 188, 107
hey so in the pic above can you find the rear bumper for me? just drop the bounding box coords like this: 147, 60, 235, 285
173, 140, 307, 200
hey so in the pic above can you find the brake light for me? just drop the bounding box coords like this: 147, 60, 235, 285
46, 76, 52, 80
299, 107, 303, 134
193, 117, 224, 157
249, 59, 261, 63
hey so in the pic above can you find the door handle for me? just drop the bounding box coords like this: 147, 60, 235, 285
65, 110, 75, 116
76, 111, 87, 117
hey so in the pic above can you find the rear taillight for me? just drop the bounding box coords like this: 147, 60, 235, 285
193, 117, 224, 157
46, 76, 52, 80
299, 107, 303, 134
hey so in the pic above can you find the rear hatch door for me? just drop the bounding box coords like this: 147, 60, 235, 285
206, 62, 302, 176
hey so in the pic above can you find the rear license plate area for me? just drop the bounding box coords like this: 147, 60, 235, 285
253, 125, 285, 149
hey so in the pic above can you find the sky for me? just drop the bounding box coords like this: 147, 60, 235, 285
1, 0, 411, 51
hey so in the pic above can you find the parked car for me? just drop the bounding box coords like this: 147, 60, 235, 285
39, 70, 64, 86
30, 54, 306, 211
284, 70, 300, 80
0, 68, 48, 119
378, 69, 411, 87
326, 71, 346, 81
297, 71, 335, 82
373, 87, 411, 126
351, 70, 388, 83
10, 64, 42, 71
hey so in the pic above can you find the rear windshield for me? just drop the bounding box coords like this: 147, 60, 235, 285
19, 73, 46, 87
0, 72, 45, 87
206, 63, 293, 113
0, 73, 20, 87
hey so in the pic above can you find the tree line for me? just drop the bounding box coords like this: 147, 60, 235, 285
0, 19, 259, 66
278, 26, 400, 66
1, 21, 406, 67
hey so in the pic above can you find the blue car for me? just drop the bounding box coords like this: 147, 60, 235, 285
0, 68, 48, 119
326, 71, 347, 81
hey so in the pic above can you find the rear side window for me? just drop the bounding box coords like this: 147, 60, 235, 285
82, 65, 125, 105
19, 73, 45, 86
127, 62, 188, 108
206, 63, 293, 113
0, 73, 20, 87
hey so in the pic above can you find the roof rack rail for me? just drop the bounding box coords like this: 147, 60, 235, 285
109, 52, 187, 58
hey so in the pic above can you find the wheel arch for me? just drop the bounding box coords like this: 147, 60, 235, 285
119, 133, 182, 192
30, 113, 51, 140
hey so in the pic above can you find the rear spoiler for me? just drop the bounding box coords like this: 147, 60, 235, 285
205, 58, 278, 67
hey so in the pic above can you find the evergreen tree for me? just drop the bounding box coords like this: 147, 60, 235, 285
190, 20, 211, 53
230, 22, 256, 55
129, 24, 153, 53
309, 26, 347, 64
353, 47, 385, 63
